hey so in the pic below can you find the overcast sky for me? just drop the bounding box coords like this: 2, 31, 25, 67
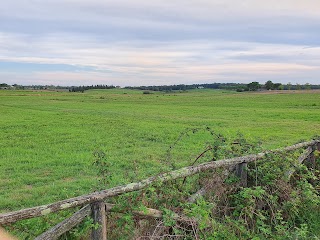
0, 0, 319, 86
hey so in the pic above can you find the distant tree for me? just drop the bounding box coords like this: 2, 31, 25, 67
265, 80, 274, 90
287, 82, 292, 90
247, 82, 261, 91
305, 83, 311, 90
296, 83, 301, 90
273, 83, 282, 90
69, 85, 115, 92
12, 84, 24, 90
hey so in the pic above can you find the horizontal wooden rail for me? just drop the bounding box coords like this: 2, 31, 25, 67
0, 139, 319, 225
35, 202, 194, 240
35, 205, 91, 240
104, 203, 194, 222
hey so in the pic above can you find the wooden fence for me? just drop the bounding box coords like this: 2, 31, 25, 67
0, 140, 319, 239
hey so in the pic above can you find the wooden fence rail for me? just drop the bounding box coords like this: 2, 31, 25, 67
1, 139, 319, 240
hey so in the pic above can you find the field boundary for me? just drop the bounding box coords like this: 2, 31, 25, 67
1, 139, 319, 239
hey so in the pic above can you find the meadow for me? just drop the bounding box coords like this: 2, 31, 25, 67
0, 88, 319, 215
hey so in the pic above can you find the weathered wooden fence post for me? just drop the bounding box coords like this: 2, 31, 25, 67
316, 142, 320, 155
91, 201, 107, 240
236, 163, 247, 187
304, 143, 319, 170
310, 144, 316, 169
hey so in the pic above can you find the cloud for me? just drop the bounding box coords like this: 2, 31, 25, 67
2, 1, 319, 22
1, 1, 320, 44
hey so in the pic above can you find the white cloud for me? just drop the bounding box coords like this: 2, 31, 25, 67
1, 34, 320, 86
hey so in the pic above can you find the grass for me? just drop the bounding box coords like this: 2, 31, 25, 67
0, 89, 319, 214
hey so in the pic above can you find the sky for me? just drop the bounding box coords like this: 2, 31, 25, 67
0, 0, 319, 86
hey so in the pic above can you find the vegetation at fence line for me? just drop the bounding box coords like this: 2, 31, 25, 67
85, 132, 320, 239
0, 88, 319, 239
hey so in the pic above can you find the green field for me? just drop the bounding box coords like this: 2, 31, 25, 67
1, 89, 320, 214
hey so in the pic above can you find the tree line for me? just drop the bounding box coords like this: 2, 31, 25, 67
1, 82, 319, 92
125, 83, 248, 92
243, 81, 319, 91
125, 81, 320, 92
68, 85, 116, 92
